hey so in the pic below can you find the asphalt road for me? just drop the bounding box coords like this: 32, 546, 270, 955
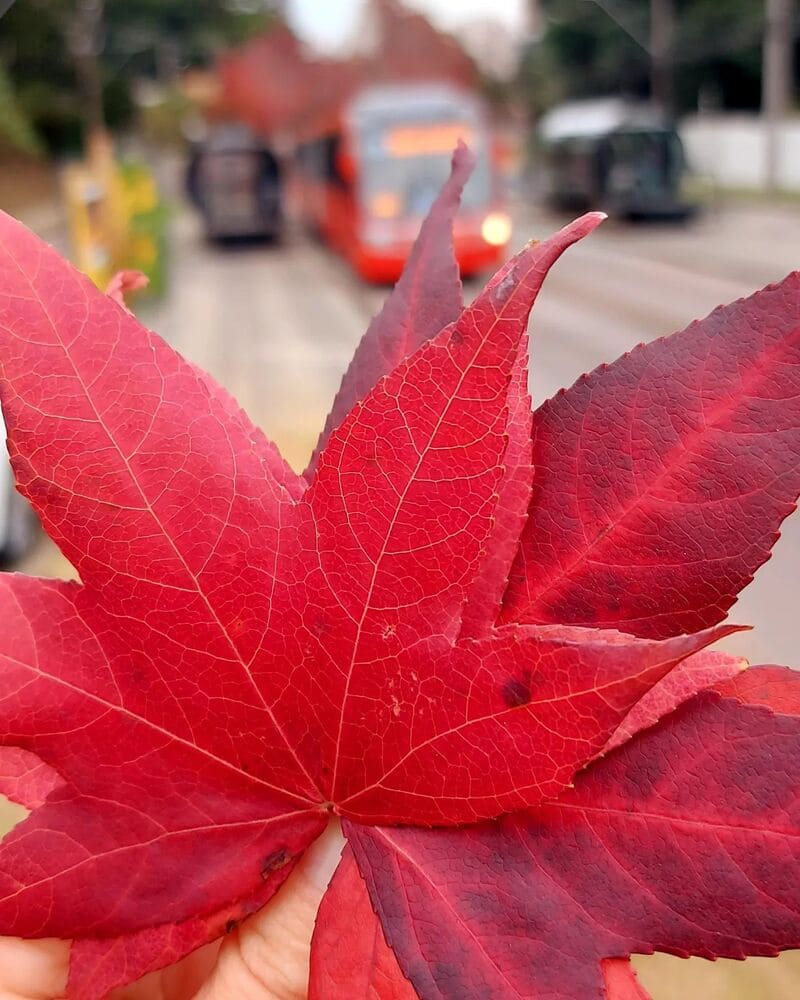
10, 197, 800, 997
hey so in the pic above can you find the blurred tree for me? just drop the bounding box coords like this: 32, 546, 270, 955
0, 63, 42, 156
521, 0, 792, 116
0, 0, 281, 154
0, 0, 83, 153
104, 0, 281, 75
672, 0, 766, 112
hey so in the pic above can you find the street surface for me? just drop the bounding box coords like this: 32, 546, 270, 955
10, 195, 800, 997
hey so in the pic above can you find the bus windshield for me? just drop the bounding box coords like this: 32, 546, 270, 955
357, 120, 492, 219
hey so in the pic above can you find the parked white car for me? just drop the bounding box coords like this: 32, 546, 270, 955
0, 411, 35, 565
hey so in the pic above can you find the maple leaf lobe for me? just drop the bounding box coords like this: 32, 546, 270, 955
501, 270, 800, 640
345, 679, 800, 1000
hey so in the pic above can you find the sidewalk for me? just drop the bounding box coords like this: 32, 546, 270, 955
15, 197, 65, 240
0, 154, 67, 245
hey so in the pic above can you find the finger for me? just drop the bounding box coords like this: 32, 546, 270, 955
106, 941, 220, 1000
194, 819, 344, 1000
0, 937, 69, 1000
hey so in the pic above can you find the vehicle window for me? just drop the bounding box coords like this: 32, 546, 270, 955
359, 141, 491, 218
607, 130, 681, 194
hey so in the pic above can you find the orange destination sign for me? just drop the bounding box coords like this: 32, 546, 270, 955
384, 123, 474, 157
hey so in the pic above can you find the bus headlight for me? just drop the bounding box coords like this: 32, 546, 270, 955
481, 212, 512, 247
369, 191, 401, 219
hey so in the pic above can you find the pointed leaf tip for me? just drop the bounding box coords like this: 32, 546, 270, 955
519, 212, 604, 253
481, 210, 604, 325
307, 139, 476, 476
603, 647, 748, 754
602, 958, 653, 1000
558, 210, 606, 240
105, 269, 149, 312
455, 213, 603, 639
451, 137, 476, 177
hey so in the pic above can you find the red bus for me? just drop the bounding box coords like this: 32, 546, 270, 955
293, 83, 510, 282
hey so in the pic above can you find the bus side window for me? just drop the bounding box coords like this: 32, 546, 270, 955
595, 138, 612, 199
298, 138, 325, 182
298, 135, 349, 190
325, 135, 351, 190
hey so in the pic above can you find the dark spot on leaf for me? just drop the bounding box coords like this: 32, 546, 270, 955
503, 672, 533, 708
260, 847, 289, 880
594, 523, 614, 543
129, 668, 146, 688
449, 329, 464, 347
241, 897, 263, 918
311, 615, 329, 638
229, 616, 246, 636
224, 918, 239, 934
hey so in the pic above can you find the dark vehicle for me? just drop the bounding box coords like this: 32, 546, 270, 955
539, 99, 696, 220
0, 412, 35, 565
293, 83, 510, 282
186, 123, 283, 240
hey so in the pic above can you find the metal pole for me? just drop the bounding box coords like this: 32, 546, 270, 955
66, 0, 106, 133
650, 0, 675, 112
763, 0, 793, 192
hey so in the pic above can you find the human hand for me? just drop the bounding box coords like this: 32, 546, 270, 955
0, 821, 344, 1000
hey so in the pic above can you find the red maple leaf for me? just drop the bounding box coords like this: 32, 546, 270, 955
0, 149, 799, 999
104, 269, 149, 311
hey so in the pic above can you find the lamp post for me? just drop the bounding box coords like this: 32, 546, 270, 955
650, 0, 675, 112
762, 0, 793, 193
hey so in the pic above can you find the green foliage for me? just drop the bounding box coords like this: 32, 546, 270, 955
118, 160, 169, 297
522, 0, 784, 116
672, 0, 764, 112
0, 64, 42, 156
0, 0, 279, 155
103, 0, 279, 69
536, 0, 648, 107
137, 87, 194, 147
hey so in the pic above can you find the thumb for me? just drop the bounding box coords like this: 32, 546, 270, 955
0, 937, 69, 999
194, 820, 345, 1000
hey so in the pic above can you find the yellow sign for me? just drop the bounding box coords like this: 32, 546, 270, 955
384, 124, 473, 158
63, 129, 165, 295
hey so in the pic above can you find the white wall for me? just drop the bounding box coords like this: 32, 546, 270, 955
680, 113, 800, 191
